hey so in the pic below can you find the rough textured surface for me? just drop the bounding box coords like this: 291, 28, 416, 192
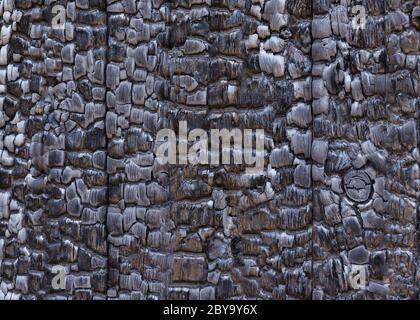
0, 0, 419, 300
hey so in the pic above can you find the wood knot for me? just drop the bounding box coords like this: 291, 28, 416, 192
344, 170, 373, 203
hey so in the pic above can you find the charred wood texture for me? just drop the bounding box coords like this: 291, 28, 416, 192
0, 0, 419, 300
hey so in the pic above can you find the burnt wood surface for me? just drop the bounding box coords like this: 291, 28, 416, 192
0, 0, 419, 300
